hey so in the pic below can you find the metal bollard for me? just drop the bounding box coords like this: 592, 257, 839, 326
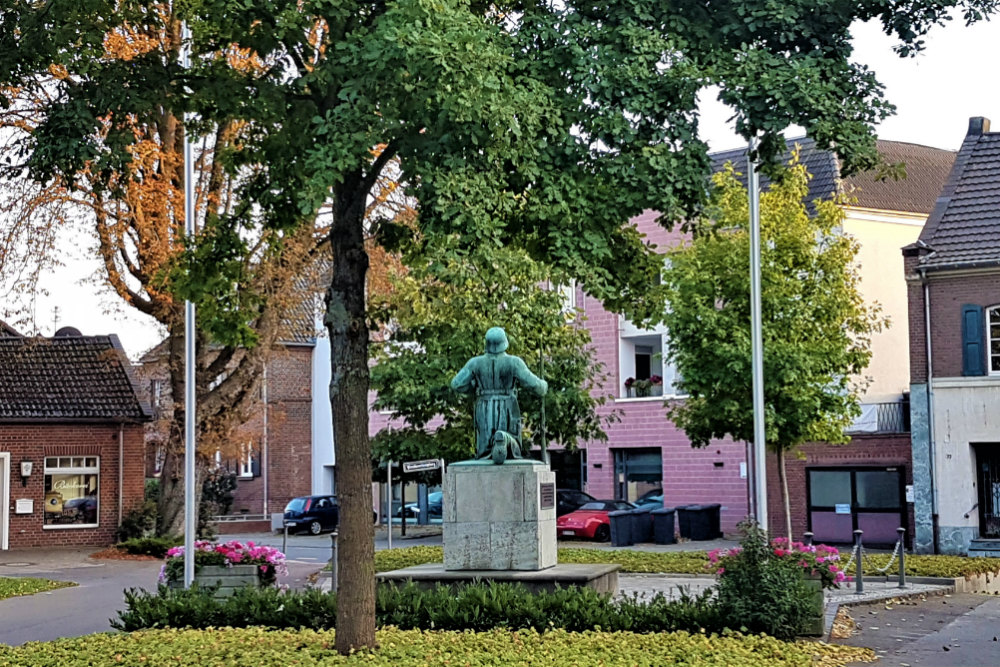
854, 529, 864, 595
282, 522, 288, 554
897, 527, 907, 589
803, 531, 814, 547
330, 531, 339, 593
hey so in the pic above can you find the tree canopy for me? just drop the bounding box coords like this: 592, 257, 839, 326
661, 157, 885, 539
370, 238, 610, 466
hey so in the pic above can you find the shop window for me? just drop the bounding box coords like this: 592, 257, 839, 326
807, 467, 903, 546
44, 456, 99, 528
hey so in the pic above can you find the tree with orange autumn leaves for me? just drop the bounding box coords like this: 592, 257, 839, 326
0, 13, 407, 537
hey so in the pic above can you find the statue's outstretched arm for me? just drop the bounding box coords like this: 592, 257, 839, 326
513, 357, 548, 396
450, 359, 476, 394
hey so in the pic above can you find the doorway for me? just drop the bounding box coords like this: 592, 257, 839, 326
975, 445, 1000, 539
0, 453, 9, 550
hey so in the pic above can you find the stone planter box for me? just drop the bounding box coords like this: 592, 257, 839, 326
168, 564, 262, 598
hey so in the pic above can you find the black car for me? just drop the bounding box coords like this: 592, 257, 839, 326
397, 491, 444, 519
283, 495, 339, 535
556, 488, 598, 517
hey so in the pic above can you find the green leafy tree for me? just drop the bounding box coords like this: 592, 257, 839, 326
369, 238, 611, 466
661, 158, 885, 542
4, 0, 992, 652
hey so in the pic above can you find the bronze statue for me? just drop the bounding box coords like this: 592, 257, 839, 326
450, 327, 548, 464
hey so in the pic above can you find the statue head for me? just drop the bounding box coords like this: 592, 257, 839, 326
484, 327, 509, 354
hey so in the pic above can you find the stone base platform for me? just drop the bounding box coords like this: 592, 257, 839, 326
377, 562, 621, 594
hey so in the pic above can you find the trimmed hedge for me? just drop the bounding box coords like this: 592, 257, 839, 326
375, 546, 1000, 579
114, 581, 722, 635
0, 577, 74, 600
0, 627, 876, 667
116, 536, 184, 558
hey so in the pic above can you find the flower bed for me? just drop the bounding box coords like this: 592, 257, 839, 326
0, 626, 877, 667
709, 538, 847, 589
160, 540, 288, 587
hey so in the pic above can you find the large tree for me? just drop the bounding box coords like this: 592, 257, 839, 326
370, 238, 611, 465
661, 158, 885, 542
3, 0, 993, 653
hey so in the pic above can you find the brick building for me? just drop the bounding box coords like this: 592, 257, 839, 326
0, 325, 151, 549
570, 138, 952, 538
905, 116, 1000, 555
135, 303, 327, 531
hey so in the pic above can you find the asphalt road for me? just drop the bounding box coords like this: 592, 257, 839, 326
836, 593, 1000, 666
0, 530, 442, 646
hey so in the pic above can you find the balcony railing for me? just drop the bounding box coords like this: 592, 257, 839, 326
846, 400, 910, 434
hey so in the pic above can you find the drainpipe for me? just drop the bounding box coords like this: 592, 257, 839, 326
921, 269, 939, 552
262, 362, 269, 517
118, 423, 124, 526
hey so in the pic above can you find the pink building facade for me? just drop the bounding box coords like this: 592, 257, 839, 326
571, 210, 750, 535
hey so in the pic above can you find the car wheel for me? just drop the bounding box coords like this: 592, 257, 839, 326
594, 525, 611, 542
309, 520, 322, 535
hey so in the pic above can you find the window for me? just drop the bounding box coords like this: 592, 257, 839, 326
613, 448, 662, 502
989, 306, 1000, 374
807, 467, 904, 545
239, 444, 255, 478
44, 457, 99, 528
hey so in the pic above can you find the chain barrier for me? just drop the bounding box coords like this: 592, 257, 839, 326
861, 538, 902, 575
840, 542, 859, 573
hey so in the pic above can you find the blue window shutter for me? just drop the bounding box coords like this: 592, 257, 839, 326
251, 455, 261, 477
961, 304, 985, 376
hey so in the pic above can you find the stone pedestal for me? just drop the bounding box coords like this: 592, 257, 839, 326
443, 460, 556, 571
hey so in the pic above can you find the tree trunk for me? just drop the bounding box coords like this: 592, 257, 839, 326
777, 448, 792, 543
328, 188, 376, 654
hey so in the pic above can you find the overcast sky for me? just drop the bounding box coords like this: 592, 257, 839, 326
21, 15, 1000, 359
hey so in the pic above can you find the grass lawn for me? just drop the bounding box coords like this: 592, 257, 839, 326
0, 576, 75, 600
0, 627, 875, 667
373, 545, 1000, 579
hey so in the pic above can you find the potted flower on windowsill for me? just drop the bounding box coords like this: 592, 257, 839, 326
160, 540, 288, 596
624, 377, 636, 397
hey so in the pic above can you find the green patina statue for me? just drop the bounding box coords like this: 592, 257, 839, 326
450, 327, 548, 464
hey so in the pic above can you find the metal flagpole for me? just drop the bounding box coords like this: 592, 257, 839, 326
386, 461, 393, 550
747, 138, 768, 531
539, 344, 548, 465
180, 20, 197, 589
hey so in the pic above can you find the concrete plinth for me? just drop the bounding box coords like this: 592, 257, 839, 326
377, 562, 620, 594
443, 460, 556, 570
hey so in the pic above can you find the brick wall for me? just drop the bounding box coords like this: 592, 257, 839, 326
138, 344, 314, 517
926, 272, 1000, 378
764, 434, 914, 545
579, 211, 750, 535
1, 423, 145, 548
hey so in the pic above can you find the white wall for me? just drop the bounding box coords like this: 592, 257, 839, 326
311, 334, 335, 495
931, 377, 1000, 531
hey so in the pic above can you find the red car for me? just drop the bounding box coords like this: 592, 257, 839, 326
556, 500, 635, 541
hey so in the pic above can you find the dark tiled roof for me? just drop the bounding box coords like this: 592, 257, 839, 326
917, 120, 1000, 271
711, 138, 839, 209
843, 141, 955, 214
0, 334, 152, 422
0, 320, 21, 337
711, 137, 954, 215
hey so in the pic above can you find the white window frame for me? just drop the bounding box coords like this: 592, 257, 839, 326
43, 456, 100, 530
239, 443, 255, 479
988, 305, 1000, 376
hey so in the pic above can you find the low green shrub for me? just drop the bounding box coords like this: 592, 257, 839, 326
116, 536, 183, 558
0, 627, 877, 667
373, 546, 711, 574
0, 576, 75, 600
114, 581, 721, 635
114, 500, 159, 542
713, 522, 817, 640
861, 554, 1000, 579
113, 585, 337, 632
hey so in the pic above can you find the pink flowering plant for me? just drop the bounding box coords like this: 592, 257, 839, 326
159, 540, 288, 586
708, 535, 847, 589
